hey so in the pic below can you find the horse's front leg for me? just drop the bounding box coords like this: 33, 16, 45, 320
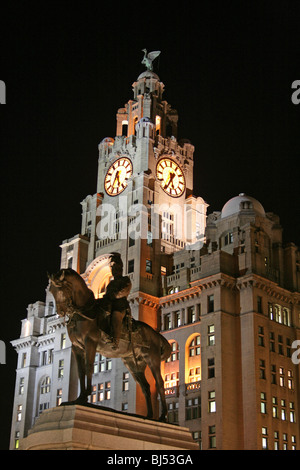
72, 344, 88, 404
84, 337, 97, 400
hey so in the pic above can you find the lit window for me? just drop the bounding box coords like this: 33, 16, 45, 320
272, 397, 278, 418
262, 427, 268, 449
208, 391, 216, 413
260, 392, 267, 414
17, 404, 22, 422
105, 382, 111, 400
208, 325, 215, 346
122, 372, 129, 391
61, 333, 66, 349
14, 431, 20, 449
289, 402, 296, 423
56, 388, 62, 406
189, 367, 201, 383
58, 360, 64, 378
19, 377, 24, 395
281, 399, 286, 421
189, 335, 201, 357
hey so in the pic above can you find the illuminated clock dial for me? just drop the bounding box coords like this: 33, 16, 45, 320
156, 158, 185, 197
104, 157, 133, 196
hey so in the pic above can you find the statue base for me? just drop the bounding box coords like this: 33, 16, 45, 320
19, 405, 199, 450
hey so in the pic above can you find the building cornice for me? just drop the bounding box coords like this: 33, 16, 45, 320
236, 273, 300, 305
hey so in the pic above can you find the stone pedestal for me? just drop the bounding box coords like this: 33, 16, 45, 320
19, 405, 199, 450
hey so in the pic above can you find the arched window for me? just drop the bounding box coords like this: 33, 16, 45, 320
166, 341, 179, 362
185, 334, 201, 384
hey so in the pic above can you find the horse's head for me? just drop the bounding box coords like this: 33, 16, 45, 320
48, 268, 95, 317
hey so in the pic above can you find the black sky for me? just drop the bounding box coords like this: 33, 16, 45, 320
0, 1, 299, 450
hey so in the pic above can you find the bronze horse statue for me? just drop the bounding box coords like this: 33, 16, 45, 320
49, 253, 171, 422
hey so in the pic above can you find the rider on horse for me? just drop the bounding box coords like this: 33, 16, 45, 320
101, 253, 132, 350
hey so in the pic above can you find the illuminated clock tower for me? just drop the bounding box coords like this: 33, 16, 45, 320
60, 51, 208, 416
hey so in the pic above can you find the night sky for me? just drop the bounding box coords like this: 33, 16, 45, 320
0, 2, 299, 450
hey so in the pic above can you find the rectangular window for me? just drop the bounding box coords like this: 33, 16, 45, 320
17, 404, 22, 422
207, 295, 214, 313
270, 332, 275, 352
164, 314, 171, 331
174, 311, 181, 328
258, 326, 265, 346
168, 402, 179, 423
208, 358, 215, 378
58, 359, 64, 378
61, 333, 66, 349
105, 381, 111, 400
287, 370, 294, 390
56, 388, 62, 406
19, 377, 24, 395
257, 296, 263, 313
122, 372, 129, 391
224, 232, 233, 245
208, 391, 216, 413
128, 259, 134, 273
185, 397, 201, 420
146, 259, 152, 273
274, 431, 279, 450
208, 325, 215, 346
260, 392, 267, 414
281, 399, 286, 421
289, 402, 295, 423
91, 384, 97, 403
259, 359, 266, 379
188, 306, 196, 323
98, 383, 104, 401
48, 349, 54, 364
208, 425, 216, 449
21, 353, 27, 368
14, 431, 20, 450
42, 350, 47, 365
272, 397, 278, 418
262, 427, 268, 449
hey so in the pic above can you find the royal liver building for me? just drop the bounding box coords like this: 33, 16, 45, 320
10, 53, 300, 450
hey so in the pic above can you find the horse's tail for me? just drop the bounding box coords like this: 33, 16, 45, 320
160, 334, 172, 361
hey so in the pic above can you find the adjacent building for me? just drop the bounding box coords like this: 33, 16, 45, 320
10, 58, 300, 450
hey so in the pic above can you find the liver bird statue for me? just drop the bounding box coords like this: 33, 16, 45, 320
141, 49, 161, 71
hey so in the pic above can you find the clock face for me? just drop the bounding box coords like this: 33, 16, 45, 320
156, 158, 185, 197
104, 157, 133, 196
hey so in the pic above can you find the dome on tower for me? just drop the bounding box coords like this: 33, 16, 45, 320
221, 193, 265, 219
137, 70, 160, 81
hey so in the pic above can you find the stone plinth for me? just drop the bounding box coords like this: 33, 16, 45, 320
19, 405, 199, 450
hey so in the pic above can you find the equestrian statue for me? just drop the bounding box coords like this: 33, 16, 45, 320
49, 253, 171, 422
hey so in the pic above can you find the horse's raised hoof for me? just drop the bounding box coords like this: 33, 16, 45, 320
158, 415, 167, 422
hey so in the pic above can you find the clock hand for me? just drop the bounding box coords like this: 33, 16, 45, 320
113, 170, 121, 187
164, 171, 175, 189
